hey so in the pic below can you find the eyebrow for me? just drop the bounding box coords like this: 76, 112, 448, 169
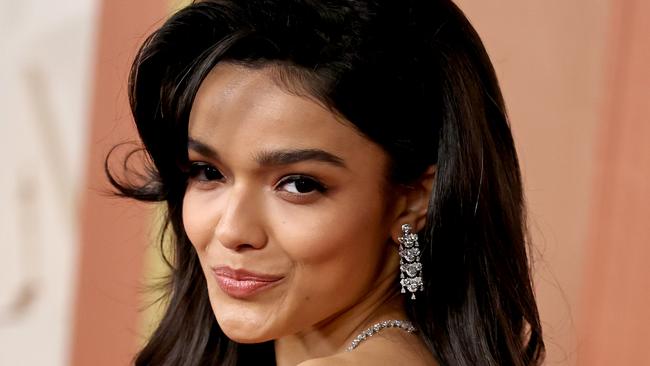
188, 138, 219, 160
187, 138, 347, 169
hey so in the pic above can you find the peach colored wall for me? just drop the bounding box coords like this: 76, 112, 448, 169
454, 1, 608, 364
458, 0, 650, 365
70, 1, 165, 365
578, 0, 650, 364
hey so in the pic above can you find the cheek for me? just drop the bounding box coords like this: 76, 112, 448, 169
266, 197, 392, 330
284, 193, 387, 251
270, 191, 390, 283
182, 190, 215, 250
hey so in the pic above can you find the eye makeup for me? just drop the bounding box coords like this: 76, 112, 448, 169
187, 162, 225, 182
275, 175, 327, 194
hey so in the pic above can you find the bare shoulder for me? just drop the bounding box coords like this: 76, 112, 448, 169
297, 355, 354, 366
297, 341, 437, 366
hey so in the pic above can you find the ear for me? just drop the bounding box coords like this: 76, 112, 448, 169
390, 165, 436, 242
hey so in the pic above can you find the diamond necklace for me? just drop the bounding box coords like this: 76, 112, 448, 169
346, 319, 417, 351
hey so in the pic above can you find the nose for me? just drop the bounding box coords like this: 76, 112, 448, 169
213, 184, 267, 251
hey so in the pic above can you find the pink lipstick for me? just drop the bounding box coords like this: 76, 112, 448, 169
212, 266, 284, 299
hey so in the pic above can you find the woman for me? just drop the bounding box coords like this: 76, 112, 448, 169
109, 0, 545, 365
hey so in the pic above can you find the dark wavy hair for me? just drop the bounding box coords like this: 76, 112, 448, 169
108, 0, 545, 365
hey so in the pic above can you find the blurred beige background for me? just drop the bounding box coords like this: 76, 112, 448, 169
0, 0, 648, 365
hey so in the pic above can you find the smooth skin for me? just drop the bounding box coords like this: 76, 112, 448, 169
183, 62, 437, 365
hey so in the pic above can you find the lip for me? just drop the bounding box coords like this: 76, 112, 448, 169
211, 266, 284, 299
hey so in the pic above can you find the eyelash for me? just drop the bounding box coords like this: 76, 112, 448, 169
187, 162, 224, 182
276, 175, 328, 195
185, 161, 328, 195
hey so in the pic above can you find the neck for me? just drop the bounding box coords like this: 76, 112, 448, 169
274, 255, 406, 366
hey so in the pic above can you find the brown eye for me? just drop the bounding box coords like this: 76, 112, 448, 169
188, 162, 224, 181
278, 175, 326, 194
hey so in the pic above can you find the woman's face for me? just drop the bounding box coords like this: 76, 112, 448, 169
183, 63, 402, 343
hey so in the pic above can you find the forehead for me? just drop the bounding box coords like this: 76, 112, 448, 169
188, 63, 388, 169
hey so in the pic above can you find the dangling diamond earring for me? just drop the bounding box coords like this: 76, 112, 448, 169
398, 224, 423, 300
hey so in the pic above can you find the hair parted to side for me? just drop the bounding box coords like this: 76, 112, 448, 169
107, 0, 545, 365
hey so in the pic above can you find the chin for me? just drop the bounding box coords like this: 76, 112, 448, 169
217, 319, 277, 344
210, 300, 280, 344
